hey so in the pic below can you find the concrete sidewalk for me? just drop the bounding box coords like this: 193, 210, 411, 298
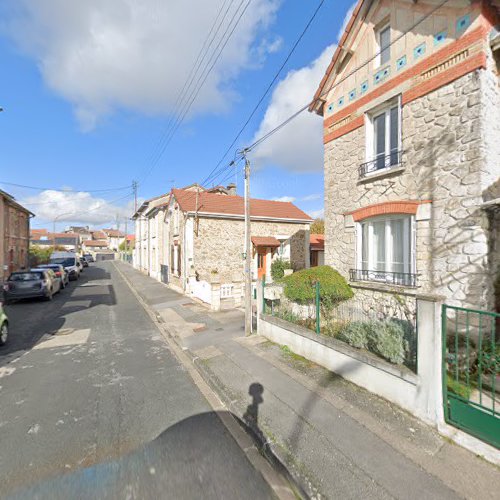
115, 262, 500, 500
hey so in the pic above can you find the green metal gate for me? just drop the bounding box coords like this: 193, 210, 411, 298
442, 305, 499, 449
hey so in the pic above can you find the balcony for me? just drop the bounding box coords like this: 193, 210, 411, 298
349, 268, 418, 288
358, 150, 403, 179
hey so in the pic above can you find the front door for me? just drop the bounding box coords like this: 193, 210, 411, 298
257, 248, 267, 280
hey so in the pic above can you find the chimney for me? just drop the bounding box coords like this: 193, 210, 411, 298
227, 183, 237, 196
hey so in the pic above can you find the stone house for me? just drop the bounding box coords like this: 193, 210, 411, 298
0, 190, 33, 282
167, 185, 312, 310
102, 229, 126, 252
132, 193, 170, 281
309, 0, 500, 311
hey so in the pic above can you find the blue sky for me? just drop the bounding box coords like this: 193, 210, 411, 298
0, 0, 355, 230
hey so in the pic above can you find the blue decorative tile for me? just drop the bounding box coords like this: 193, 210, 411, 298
396, 55, 407, 70
338, 96, 344, 106
434, 30, 447, 46
360, 80, 368, 94
456, 14, 470, 33
349, 89, 356, 101
374, 66, 390, 85
413, 42, 426, 59
327, 103, 334, 113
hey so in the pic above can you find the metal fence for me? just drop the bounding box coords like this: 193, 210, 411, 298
442, 304, 499, 448
263, 280, 417, 372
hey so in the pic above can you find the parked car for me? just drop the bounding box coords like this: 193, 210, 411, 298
36, 264, 69, 288
83, 253, 94, 263
0, 301, 8, 346
50, 251, 81, 280
3, 269, 60, 304
79, 257, 89, 268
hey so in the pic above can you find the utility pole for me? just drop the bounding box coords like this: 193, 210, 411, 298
124, 217, 128, 256
243, 151, 252, 336
132, 180, 138, 213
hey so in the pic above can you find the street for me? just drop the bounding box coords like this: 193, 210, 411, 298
0, 262, 276, 499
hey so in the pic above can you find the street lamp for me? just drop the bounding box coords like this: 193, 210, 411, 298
53, 212, 73, 249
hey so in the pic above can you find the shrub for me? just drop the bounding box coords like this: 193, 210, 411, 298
337, 319, 408, 365
271, 259, 292, 281
337, 321, 371, 348
368, 321, 408, 365
283, 266, 353, 305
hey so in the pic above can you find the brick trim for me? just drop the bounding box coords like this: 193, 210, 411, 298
348, 200, 431, 222
324, 49, 487, 144
323, 24, 488, 129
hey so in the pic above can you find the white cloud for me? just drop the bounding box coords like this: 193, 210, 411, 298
2, 0, 281, 130
272, 195, 295, 202
301, 193, 321, 201
250, 43, 336, 172
22, 190, 134, 225
309, 208, 324, 219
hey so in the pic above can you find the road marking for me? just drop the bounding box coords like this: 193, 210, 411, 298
0, 366, 16, 379
33, 329, 90, 349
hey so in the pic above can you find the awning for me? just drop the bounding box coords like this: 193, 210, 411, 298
252, 236, 281, 248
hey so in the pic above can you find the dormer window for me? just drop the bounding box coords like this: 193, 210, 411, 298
376, 24, 391, 67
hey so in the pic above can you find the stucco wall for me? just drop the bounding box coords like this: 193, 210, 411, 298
325, 69, 497, 309
193, 217, 309, 283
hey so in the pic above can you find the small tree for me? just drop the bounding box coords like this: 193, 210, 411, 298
310, 218, 324, 234
271, 259, 292, 281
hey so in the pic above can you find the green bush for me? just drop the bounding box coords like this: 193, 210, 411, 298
337, 319, 408, 365
283, 266, 353, 305
368, 321, 407, 365
337, 321, 371, 348
271, 259, 292, 281
447, 375, 471, 400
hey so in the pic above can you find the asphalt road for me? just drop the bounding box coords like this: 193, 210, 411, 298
0, 262, 274, 499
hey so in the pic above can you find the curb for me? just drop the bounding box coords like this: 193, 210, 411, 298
113, 262, 306, 500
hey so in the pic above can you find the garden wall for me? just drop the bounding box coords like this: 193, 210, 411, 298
257, 282, 444, 426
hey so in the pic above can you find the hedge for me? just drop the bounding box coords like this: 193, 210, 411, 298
271, 259, 292, 281
283, 265, 353, 305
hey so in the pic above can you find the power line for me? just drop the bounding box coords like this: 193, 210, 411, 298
0, 180, 131, 193
203, 0, 326, 188
141, 0, 236, 173
138, 0, 252, 187
245, 0, 450, 153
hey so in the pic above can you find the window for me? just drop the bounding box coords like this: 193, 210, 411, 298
377, 25, 391, 66
364, 99, 401, 175
354, 215, 415, 286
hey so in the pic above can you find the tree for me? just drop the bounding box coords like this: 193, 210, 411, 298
310, 218, 324, 234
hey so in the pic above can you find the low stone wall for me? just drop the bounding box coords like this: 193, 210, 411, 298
257, 282, 444, 426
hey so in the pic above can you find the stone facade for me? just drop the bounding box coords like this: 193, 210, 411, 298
325, 66, 499, 310
193, 217, 309, 283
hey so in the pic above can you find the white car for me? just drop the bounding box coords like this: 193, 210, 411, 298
49, 251, 82, 281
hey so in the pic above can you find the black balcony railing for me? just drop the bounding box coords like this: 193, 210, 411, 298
359, 150, 403, 178
349, 268, 418, 287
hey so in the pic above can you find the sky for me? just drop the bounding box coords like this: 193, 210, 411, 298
0, 0, 356, 231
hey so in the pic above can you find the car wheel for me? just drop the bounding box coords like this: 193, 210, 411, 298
46, 292, 53, 301
0, 322, 8, 345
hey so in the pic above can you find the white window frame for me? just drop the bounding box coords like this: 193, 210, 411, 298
375, 23, 391, 69
220, 284, 233, 299
355, 214, 415, 280
364, 96, 402, 173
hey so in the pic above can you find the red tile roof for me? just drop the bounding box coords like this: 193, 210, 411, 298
310, 234, 325, 250
126, 234, 135, 241
104, 229, 125, 238
252, 236, 281, 248
92, 230, 107, 240
172, 189, 312, 221
83, 240, 108, 247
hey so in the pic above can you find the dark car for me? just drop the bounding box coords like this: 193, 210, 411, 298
36, 264, 69, 288
83, 253, 94, 263
3, 270, 60, 304
79, 257, 89, 268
